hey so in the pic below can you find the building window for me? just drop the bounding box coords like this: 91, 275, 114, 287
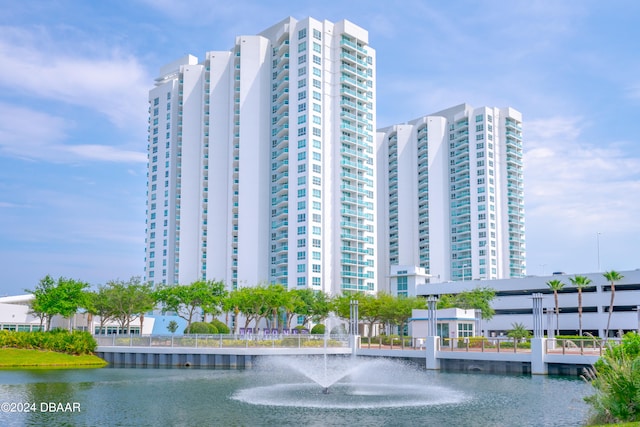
397, 276, 408, 291
458, 323, 473, 337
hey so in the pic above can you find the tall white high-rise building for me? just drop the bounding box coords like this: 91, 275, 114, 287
377, 104, 525, 293
144, 17, 377, 295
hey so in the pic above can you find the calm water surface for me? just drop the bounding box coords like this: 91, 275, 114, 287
0, 361, 592, 427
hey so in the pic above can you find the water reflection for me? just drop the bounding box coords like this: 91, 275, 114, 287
0, 366, 591, 427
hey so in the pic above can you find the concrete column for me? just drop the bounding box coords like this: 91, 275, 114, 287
531, 338, 547, 375
425, 336, 440, 370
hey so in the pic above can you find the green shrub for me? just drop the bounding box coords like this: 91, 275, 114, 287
311, 324, 325, 335
497, 339, 530, 349
584, 333, 640, 424
185, 322, 218, 334
210, 319, 230, 334
0, 330, 96, 355
468, 337, 490, 348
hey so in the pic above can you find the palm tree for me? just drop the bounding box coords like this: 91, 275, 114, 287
603, 270, 624, 339
546, 279, 565, 337
569, 275, 592, 336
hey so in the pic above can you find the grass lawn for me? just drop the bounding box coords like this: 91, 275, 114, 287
0, 348, 107, 368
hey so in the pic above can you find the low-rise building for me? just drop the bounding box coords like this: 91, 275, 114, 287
416, 269, 640, 338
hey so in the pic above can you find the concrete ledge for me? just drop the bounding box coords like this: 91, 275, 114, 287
544, 353, 599, 365
437, 351, 531, 363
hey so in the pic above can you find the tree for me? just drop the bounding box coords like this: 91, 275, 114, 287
26, 275, 57, 330
229, 286, 270, 331
85, 285, 118, 334
546, 279, 565, 337
381, 295, 426, 348
262, 283, 287, 331
283, 289, 306, 329
55, 278, 90, 330
106, 277, 155, 334
437, 287, 496, 319
358, 293, 388, 339
507, 322, 531, 340
332, 292, 363, 334
293, 289, 331, 328
569, 275, 592, 336
26, 275, 89, 331
603, 270, 624, 339
167, 320, 179, 334
155, 280, 227, 333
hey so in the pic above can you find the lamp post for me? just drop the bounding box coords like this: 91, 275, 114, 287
349, 299, 359, 358
462, 264, 467, 281
597, 232, 601, 272
427, 296, 438, 337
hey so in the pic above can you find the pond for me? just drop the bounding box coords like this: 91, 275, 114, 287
0, 358, 592, 426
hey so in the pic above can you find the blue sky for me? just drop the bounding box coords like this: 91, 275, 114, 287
1, 0, 639, 295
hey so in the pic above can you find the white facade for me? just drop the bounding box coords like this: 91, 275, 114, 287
0, 295, 154, 334
417, 270, 640, 338
377, 104, 525, 291
411, 307, 477, 341
145, 17, 377, 295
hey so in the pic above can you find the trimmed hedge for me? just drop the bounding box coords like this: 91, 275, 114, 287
310, 324, 325, 335
185, 322, 218, 334
211, 319, 230, 334
0, 330, 97, 355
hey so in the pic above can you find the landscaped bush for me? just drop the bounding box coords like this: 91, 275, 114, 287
184, 322, 218, 334
210, 319, 230, 334
468, 337, 490, 348
367, 335, 411, 346
498, 340, 531, 349
0, 330, 97, 355
310, 324, 325, 335
583, 332, 640, 424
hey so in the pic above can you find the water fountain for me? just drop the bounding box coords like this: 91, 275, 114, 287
234, 310, 467, 409
232, 356, 467, 409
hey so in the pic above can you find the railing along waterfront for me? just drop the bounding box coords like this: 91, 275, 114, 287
360, 336, 618, 356
546, 338, 615, 356
96, 334, 349, 349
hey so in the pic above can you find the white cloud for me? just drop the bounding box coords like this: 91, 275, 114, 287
0, 103, 146, 163
525, 116, 640, 236
65, 145, 146, 163
0, 26, 150, 128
